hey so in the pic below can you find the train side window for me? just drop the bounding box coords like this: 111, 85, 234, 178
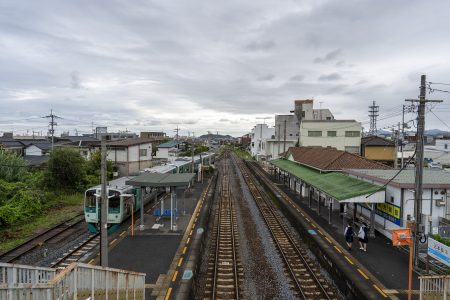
109, 195, 121, 209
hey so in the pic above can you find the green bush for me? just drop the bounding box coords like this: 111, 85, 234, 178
0, 150, 26, 182
45, 148, 86, 192
0, 190, 42, 226
432, 234, 450, 247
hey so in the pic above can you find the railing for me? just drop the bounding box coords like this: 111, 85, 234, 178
0, 262, 146, 300
0, 262, 56, 299
420, 275, 450, 300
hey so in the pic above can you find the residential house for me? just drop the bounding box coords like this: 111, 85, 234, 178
155, 140, 186, 161
99, 138, 154, 176
140, 131, 166, 138
361, 136, 396, 167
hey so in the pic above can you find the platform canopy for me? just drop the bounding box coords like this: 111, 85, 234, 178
271, 159, 385, 203
125, 173, 195, 187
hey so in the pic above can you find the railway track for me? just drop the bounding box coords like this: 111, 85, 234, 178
232, 153, 336, 300
50, 233, 100, 270
0, 213, 86, 263
204, 153, 243, 299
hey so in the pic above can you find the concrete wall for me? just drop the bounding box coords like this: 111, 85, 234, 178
300, 120, 361, 153
155, 148, 170, 159
250, 124, 275, 157
274, 115, 299, 142
266, 139, 296, 159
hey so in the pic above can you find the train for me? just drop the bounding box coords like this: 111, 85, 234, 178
84, 152, 215, 233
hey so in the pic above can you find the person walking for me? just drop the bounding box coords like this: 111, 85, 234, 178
358, 223, 369, 251
344, 222, 354, 251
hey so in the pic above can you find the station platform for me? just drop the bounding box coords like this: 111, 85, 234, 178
269, 173, 420, 300
107, 175, 212, 300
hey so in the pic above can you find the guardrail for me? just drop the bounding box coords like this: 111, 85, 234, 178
420, 275, 450, 300
0, 262, 146, 299
0, 262, 55, 299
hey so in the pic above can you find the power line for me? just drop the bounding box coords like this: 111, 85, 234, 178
430, 110, 450, 131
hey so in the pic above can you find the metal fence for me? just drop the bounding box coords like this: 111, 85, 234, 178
420, 275, 450, 300
0, 262, 146, 300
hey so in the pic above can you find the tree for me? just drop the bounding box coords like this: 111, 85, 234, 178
45, 147, 86, 191
85, 149, 113, 185
0, 150, 26, 182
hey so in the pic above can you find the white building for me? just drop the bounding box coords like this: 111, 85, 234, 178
250, 124, 275, 160
299, 120, 362, 153
155, 140, 185, 161
345, 169, 450, 239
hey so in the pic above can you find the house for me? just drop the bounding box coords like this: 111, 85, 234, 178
299, 120, 362, 153
155, 140, 186, 161
24, 142, 53, 156
97, 138, 154, 176
361, 136, 396, 167
345, 168, 450, 239
0, 138, 25, 156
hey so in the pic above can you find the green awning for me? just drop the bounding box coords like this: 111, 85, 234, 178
126, 173, 195, 187
271, 159, 385, 202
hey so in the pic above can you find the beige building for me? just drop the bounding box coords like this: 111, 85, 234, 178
299, 120, 362, 153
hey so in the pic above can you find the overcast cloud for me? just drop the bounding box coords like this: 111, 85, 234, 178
1, 0, 450, 137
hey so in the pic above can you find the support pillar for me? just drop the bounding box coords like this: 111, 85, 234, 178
353, 203, 357, 224
328, 198, 333, 225
370, 203, 376, 238
299, 182, 303, 202
170, 187, 174, 231
317, 192, 320, 216
308, 186, 312, 208
140, 187, 145, 231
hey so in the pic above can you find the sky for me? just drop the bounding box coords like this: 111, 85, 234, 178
1, 0, 450, 137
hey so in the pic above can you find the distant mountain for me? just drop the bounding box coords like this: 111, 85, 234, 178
424, 129, 450, 136
199, 134, 236, 140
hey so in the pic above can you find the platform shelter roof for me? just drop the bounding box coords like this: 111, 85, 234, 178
126, 173, 194, 187
271, 159, 385, 203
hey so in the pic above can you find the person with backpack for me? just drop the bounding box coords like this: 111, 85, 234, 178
358, 223, 369, 251
344, 222, 354, 251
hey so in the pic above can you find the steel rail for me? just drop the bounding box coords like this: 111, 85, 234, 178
233, 154, 333, 299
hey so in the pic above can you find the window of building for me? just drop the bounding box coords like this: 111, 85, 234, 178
301, 111, 305, 117
139, 149, 147, 156
326, 117, 332, 120
308, 131, 322, 137
345, 146, 360, 153
296, 133, 299, 136
289, 134, 293, 136
345, 131, 360, 137
445, 144, 448, 149
327, 131, 337, 137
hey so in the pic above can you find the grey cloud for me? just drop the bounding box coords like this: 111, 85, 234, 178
289, 75, 304, 82
245, 40, 276, 51
318, 73, 342, 81
314, 49, 342, 64
257, 74, 275, 81
70, 71, 81, 89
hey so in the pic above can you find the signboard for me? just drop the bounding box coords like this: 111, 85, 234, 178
428, 237, 450, 267
376, 203, 401, 226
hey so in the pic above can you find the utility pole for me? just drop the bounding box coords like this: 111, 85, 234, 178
43, 109, 62, 150
283, 119, 287, 154
174, 126, 179, 158
100, 134, 108, 267
191, 132, 195, 173
406, 75, 442, 268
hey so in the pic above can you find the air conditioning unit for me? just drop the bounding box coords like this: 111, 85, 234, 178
435, 199, 446, 207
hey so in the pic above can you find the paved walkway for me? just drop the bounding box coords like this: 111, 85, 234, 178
271, 174, 420, 300
107, 177, 210, 300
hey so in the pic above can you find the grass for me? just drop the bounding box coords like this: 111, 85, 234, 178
0, 193, 84, 253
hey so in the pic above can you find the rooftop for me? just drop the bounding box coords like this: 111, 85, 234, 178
283, 147, 391, 171
271, 159, 385, 202
158, 140, 182, 148
126, 172, 195, 187
107, 138, 155, 147
345, 169, 450, 188
361, 136, 395, 147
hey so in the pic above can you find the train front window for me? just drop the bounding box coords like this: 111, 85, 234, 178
109, 190, 121, 213
85, 190, 97, 208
